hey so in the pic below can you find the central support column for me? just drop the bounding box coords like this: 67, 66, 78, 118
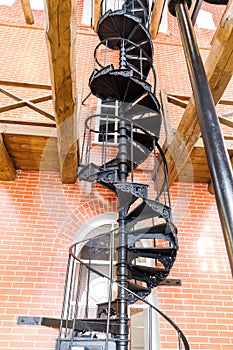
116, 105, 129, 350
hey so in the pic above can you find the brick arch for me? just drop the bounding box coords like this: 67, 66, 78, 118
60, 197, 118, 241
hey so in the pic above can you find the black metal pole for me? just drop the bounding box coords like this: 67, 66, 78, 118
168, 0, 233, 274
191, 0, 202, 25
116, 104, 129, 349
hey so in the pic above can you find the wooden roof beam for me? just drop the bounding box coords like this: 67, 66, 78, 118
0, 80, 51, 90
44, 0, 78, 183
0, 95, 52, 114
150, 0, 166, 39
162, 0, 233, 185
0, 134, 16, 181
20, 0, 34, 25
94, 0, 102, 31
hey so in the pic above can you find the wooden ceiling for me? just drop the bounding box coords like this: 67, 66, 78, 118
0, 0, 232, 188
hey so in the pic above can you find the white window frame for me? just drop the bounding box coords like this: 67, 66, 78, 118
82, 0, 94, 26
94, 99, 120, 145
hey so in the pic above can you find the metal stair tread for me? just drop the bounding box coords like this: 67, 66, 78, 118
89, 65, 114, 79
114, 181, 148, 197
125, 138, 150, 166
129, 264, 168, 274
56, 338, 116, 350
129, 264, 169, 288
127, 222, 178, 247
125, 199, 171, 226
123, 0, 150, 15
128, 246, 177, 256
131, 115, 162, 139
125, 128, 155, 150
90, 68, 153, 102
97, 300, 117, 316
59, 317, 119, 334
100, 140, 149, 173
98, 10, 147, 45
78, 162, 118, 174
125, 93, 161, 119
128, 222, 177, 235
128, 281, 150, 293
114, 182, 148, 210
78, 162, 118, 183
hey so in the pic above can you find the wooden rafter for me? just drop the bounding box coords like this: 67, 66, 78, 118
167, 93, 233, 106
0, 123, 56, 137
0, 88, 54, 120
44, 0, 78, 183
150, 0, 166, 39
20, 0, 34, 25
218, 115, 233, 129
0, 134, 16, 180
162, 92, 233, 140
0, 80, 51, 90
160, 90, 176, 145
162, 0, 233, 186
161, 91, 233, 190
167, 95, 187, 109
94, 0, 102, 32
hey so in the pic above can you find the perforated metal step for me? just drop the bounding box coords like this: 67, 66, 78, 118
56, 338, 116, 350
129, 264, 169, 287
127, 222, 178, 248
90, 68, 152, 102
125, 199, 171, 226
97, 10, 152, 55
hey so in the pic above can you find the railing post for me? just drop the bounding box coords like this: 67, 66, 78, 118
168, 0, 233, 274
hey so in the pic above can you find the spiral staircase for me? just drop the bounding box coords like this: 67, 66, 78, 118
57, 0, 189, 349
18, 1, 190, 349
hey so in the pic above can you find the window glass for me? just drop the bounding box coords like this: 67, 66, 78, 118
196, 9, 216, 30
0, 0, 15, 5
29, 0, 44, 10
95, 99, 119, 144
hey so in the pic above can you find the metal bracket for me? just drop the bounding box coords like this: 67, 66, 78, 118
17, 316, 42, 325
159, 278, 181, 286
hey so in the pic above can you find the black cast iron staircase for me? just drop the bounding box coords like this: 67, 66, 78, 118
18, 230, 188, 350
53, 234, 189, 350
18, 0, 191, 349
75, 0, 187, 349
18, 246, 188, 349
16, 0, 233, 348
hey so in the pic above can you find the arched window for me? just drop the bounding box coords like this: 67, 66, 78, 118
73, 214, 118, 319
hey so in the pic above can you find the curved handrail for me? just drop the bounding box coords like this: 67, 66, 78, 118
84, 113, 159, 137
68, 241, 190, 350
99, 0, 154, 29
93, 37, 155, 85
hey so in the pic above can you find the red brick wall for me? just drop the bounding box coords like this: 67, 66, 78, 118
0, 171, 119, 349
158, 182, 233, 350
0, 172, 70, 349
0, 1, 233, 350
0, 173, 232, 349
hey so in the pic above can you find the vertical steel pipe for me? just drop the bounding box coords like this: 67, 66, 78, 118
168, 0, 233, 274
191, 0, 202, 25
